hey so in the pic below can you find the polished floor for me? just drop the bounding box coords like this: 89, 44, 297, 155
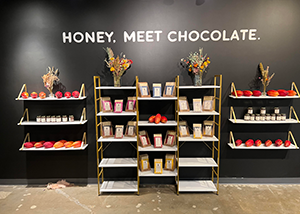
0, 184, 299, 214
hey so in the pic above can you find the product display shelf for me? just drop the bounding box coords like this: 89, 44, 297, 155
16, 83, 86, 100
139, 168, 177, 177
176, 75, 222, 195
138, 97, 177, 100
138, 121, 177, 126
19, 132, 88, 151
94, 76, 139, 195
228, 131, 299, 150
229, 82, 300, 99
138, 145, 177, 152
17, 108, 87, 125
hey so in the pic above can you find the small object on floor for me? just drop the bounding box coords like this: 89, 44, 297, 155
47, 180, 74, 190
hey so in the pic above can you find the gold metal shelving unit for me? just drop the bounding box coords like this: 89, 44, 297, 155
93, 76, 139, 195
176, 75, 222, 195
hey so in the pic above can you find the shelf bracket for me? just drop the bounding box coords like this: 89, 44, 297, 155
288, 131, 299, 149
291, 82, 300, 97
17, 84, 27, 100
130, 142, 137, 150
18, 108, 29, 125
79, 83, 86, 99
81, 132, 87, 149
230, 106, 237, 123
20, 133, 30, 151
289, 106, 299, 123
80, 108, 87, 123
230, 82, 238, 98
229, 131, 236, 148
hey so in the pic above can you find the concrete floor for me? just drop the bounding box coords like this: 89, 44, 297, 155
1, 184, 300, 214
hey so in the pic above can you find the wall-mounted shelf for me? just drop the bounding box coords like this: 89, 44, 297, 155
228, 119, 298, 124
178, 111, 219, 116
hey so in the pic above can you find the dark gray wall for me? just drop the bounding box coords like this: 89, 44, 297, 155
1, 0, 300, 183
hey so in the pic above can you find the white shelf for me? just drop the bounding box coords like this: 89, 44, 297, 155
18, 120, 88, 125
228, 119, 299, 124
15, 96, 87, 101
98, 136, 137, 142
229, 95, 299, 99
139, 168, 177, 177
179, 85, 220, 89
19, 144, 88, 151
138, 120, 177, 126
96, 86, 136, 90
179, 180, 217, 192
97, 112, 136, 116
179, 135, 218, 142
138, 97, 177, 100
227, 143, 298, 149
179, 110, 219, 116
100, 181, 138, 193
99, 158, 137, 167
179, 158, 218, 167
138, 145, 177, 152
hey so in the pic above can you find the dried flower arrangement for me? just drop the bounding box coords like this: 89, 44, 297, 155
104, 47, 133, 87
181, 48, 211, 86
41, 67, 59, 97
259, 62, 275, 95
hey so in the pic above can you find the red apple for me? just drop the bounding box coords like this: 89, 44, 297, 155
55, 91, 63, 98
31, 92, 38, 99
64, 91, 71, 98
231, 90, 243, 97
284, 140, 291, 147
39, 92, 46, 99
243, 90, 253, 97
287, 90, 297, 96
21, 92, 29, 99
277, 89, 288, 96
155, 113, 161, 124
252, 90, 262, 97
245, 139, 254, 147
148, 115, 155, 123
265, 140, 272, 147
72, 91, 80, 98
72, 141, 82, 148
34, 142, 43, 148
161, 116, 168, 123
255, 139, 262, 147
267, 90, 279, 97
235, 139, 242, 146
275, 139, 283, 147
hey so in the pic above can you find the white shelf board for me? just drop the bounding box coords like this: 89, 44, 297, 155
139, 168, 177, 177
229, 95, 299, 99
99, 158, 137, 167
100, 181, 138, 193
98, 136, 137, 142
18, 120, 88, 125
179, 135, 218, 142
138, 145, 177, 152
96, 86, 136, 90
179, 158, 218, 167
15, 96, 87, 101
138, 120, 177, 126
19, 144, 88, 151
179, 180, 217, 192
228, 143, 298, 150
179, 110, 219, 116
97, 111, 136, 116
228, 118, 299, 124
138, 97, 177, 100
179, 85, 220, 89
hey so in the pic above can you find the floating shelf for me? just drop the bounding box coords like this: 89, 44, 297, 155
138, 121, 177, 126
229, 95, 299, 99
227, 143, 298, 150
100, 181, 138, 193
138, 97, 177, 100
179, 180, 217, 192
18, 120, 88, 126
98, 136, 137, 142
179, 110, 219, 116
228, 119, 299, 124
97, 112, 136, 116
95, 86, 136, 90
139, 168, 177, 177
179, 158, 218, 167
179, 135, 218, 142
16, 97, 87, 101
19, 144, 88, 151
99, 158, 137, 167
138, 145, 177, 152
179, 85, 220, 89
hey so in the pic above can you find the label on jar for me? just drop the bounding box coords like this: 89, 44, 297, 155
274, 108, 280, 114
271, 115, 276, 121
260, 109, 266, 115
244, 115, 250, 121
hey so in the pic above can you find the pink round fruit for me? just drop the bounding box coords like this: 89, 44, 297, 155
255, 139, 262, 147
284, 140, 291, 147
31, 92, 38, 99
72, 91, 80, 98
275, 139, 283, 147
64, 91, 71, 98
21, 92, 29, 99
235, 139, 242, 146
55, 91, 63, 99
265, 140, 272, 147
245, 139, 254, 147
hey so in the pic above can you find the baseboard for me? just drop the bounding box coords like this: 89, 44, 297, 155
219, 177, 300, 184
